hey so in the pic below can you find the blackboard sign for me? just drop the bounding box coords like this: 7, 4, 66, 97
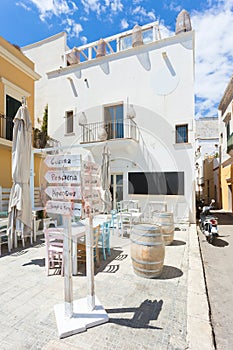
128, 172, 184, 195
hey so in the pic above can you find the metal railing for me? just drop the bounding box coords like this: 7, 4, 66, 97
80, 119, 139, 143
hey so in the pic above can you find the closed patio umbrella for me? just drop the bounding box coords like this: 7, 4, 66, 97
7, 101, 32, 247
101, 144, 112, 213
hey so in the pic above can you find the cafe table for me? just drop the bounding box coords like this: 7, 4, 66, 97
71, 214, 112, 275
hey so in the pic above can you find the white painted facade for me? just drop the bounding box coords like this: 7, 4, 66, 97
23, 23, 195, 223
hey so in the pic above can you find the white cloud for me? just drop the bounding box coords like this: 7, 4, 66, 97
110, 0, 123, 12
131, 6, 156, 21
27, 0, 77, 21
64, 18, 83, 37
121, 18, 129, 30
191, 1, 233, 117
81, 0, 101, 14
16, 1, 31, 11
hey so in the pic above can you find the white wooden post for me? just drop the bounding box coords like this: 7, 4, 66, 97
86, 213, 95, 311
63, 214, 73, 317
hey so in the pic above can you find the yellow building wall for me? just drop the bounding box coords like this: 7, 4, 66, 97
220, 164, 232, 210
0, 36, 39, 191
0, 147, 12, 187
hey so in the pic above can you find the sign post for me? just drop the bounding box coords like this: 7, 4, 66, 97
44, 153, 108, 338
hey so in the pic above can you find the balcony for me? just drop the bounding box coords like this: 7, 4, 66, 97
227, 132, 233, 155
80, 119, 139, 144
65, 21, 161, 66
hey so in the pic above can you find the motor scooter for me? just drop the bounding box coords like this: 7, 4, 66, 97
199, 199, 219, 243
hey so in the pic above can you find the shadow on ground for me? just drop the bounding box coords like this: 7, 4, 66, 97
154, 265, 183, 280
106, 299, 163, 329
169, 239, 186, 246
211, 237, 229, 247
76, 248, 124, 276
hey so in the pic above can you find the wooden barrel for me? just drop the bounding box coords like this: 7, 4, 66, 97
130, 224, 165, 278
152, 212, 174, 245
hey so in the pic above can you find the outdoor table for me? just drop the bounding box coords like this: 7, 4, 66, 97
116, 211, 142, 235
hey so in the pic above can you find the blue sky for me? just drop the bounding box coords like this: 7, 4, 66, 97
1, 0, 233, 119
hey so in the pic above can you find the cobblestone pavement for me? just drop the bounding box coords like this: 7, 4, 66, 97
0, 225, 193, 350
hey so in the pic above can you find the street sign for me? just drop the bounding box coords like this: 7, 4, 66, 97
72, 203, 82, 217
82, 161, 100, 174
45, 186, 81, 200
46, 201, 82, 216
46, 200, 73, 215
44, 154, 81, 168
45, 170, 81, 184
82, 176, 101, 188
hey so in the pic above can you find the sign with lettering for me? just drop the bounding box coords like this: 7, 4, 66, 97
46, 200, 73, 215
45, 170, 81, 184
46, 201, 82, 216
44, 154, 81, 168
82, 189, 101, 202
82, 161, 100, 174
45, 186, 81, 200
82, 176, 101, 188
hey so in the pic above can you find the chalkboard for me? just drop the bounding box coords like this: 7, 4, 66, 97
128, 172, 184, 195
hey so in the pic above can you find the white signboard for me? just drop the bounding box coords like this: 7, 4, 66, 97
45, 186, 81, 200
72, 203, 82, 217
46, 200, 82, 216
45, 170, 81, 184
44, 154, 81, 168
82, 176, 100, 186
82, 189, 101, 202
46, 200, 73, 215
82, 161, 100, 174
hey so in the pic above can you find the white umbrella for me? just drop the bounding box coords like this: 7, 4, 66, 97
101, 144, 112, 213
7, 102, 32, 246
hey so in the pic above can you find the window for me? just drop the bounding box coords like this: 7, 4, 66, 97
6, 95, 21, 141
128, 172, 184, 195
176, 124, 188, 143
65, 110, 74, 134
104, 104, 124, 139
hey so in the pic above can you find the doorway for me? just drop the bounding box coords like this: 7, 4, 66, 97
110, 173, 123, 209
228, 185, 232, 212
6, 94, 21, 141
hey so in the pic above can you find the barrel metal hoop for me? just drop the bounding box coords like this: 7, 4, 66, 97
131, 239, 164, 246
131, 257, 163, 265
131, 232, 161, 237
133, 265, 162, 273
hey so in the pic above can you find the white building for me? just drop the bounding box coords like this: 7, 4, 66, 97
23, 14, 195, 223
195, 117, 219, 201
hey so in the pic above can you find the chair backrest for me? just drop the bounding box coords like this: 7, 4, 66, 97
0, 187, 11, 213
34, 186, 44, 208
92, 225, 101, 247
101, 221, 111, 239
128, 208, 140, 213
44, 227, 64, 249
120, 212, 132, 223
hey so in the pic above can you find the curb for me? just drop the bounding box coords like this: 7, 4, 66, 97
186, 224, 215, 350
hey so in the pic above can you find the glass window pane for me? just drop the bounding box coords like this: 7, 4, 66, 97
119, 35, 132, 51
66, 111, 73, 134
176, 125, 188, 143
142, 28, 153, 44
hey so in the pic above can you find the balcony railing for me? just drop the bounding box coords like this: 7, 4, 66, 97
227, 132, 233, 154
65, 21, 161, 66
80, 119, 138, 144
